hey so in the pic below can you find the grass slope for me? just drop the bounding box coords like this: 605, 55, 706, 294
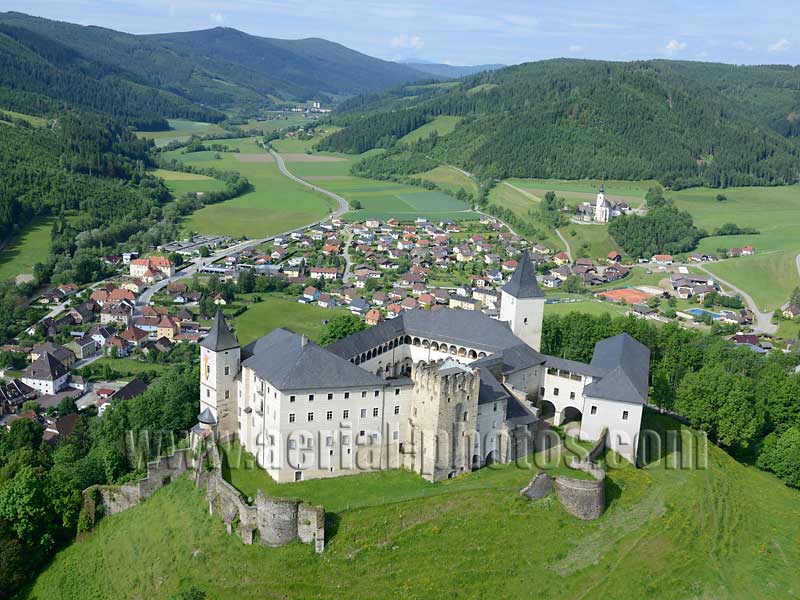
418, 165, 479, 196
0, 216, 53, 281
136, 120, 227, 147
152, 169, 228, 196
26, 412, 800, 599
398, 115, 461, 144
233, 296, 348, 346
163, 138, 335, 238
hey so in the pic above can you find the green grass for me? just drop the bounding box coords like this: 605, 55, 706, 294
466, 83, 498, 95
509, 178, 656, 202
90, 358, 173, 377
0, 109, 48, 127
233, 296, 348, 346
399, 116, 461, 144
151, 169, 228, 196
703, 251, 800, 312
237, 114, 310, 134
25, 411, 800, 599
135, 119, 227, 147
0, 216, 54, 282
544, 298, 630, 318
417, 165, 479, 196
163, 138, 335, 238
559, 223, 620, 260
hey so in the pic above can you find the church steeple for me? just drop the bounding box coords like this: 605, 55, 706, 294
201, 308, 239, 352
502, 250, 543, 299
499, 249, 545, 351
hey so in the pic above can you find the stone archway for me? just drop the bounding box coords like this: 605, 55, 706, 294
560, 406, 583, 438
485, 450, 498, 465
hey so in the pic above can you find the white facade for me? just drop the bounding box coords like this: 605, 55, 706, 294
22, 372, 68, 396
499, 291, 545, 351
595, 188, 611, 223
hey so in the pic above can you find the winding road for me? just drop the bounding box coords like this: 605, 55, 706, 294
502, 180, 573, 260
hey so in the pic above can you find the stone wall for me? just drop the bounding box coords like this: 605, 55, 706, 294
201, 438, 325, 553
519, 428, 607, 520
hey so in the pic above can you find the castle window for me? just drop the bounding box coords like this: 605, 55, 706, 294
539, 387, 545, 397
394, 405, 400, 415
307, 412, 314, 422
373, 407, 379, 417
289, 413, 295, 423
359, 430, 365, 437
290, 395, 296, 402
393, 430, 399, 440
395, 388, 400, 396
361, 391, 367, 398
309, 394, 314, 401
326, 410, 333, 421
224, 366, 229, 376
524, 317, 528, 324
342, 435, 351, 444
553, 388, 559, 396
493, 403, 497, 412
344, 392, 350, 399
326, 436, 333, 446
622, 410, 629, 420
205, 365, 210, 378
374, 390, 380, 397
288, 439, 296, 449
343, 409, 350, 419
591, 406, 597, 415
224, 390, 229, 399
570, 392, 575, 400
206, 389, 210, 398
463, 412, 468, 422
360, 408, 367, 418
327, 393, 333, 400
294, 471, 302, 482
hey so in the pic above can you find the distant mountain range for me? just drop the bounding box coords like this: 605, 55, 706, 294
401, 61, 505, 78
0, 11, 434, 126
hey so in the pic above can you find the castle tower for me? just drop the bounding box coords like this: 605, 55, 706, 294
200, 308, 240, 434
500, 250, 545, 351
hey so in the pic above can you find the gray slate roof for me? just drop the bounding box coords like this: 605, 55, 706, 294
327, 308, 522, 359
24, 353, 68, 381
585, 333, 650, 405
242, 328, 386, 391
200, 308, 240, 352
501, 250, 543, 299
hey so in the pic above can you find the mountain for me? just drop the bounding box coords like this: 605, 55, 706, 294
321, 59, 800, 188
0, 12, 430, 121
401, 61, 505, 78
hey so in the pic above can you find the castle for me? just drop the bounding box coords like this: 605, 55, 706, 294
199, 251, 650, 483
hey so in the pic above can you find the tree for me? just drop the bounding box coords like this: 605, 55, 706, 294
0, 466, 55, 551
0, 520, 26, 600
351, 200, 363, 210
716, 193, 727, 202
319, 314, 367, 345
198, 245, 210, 258
757, 427, 800, 488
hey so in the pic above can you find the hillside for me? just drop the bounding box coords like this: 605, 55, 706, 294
401, 61, 504, 78
0, 12, 429, 114
322, 59, 800, 188
24, 412, 800, 599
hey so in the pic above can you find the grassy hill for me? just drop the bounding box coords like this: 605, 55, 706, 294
0, 11, 430, 115
24, 412, 800, 599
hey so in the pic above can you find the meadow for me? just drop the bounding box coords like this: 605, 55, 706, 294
24, 411, 800, 599
135, 119, 227, 147
151, 169, 227, 196
398, 115, 461, 144
417, 165, 480, 196
162, 138, 336, 238
0, 109, 48, 127
237, 113, 311, 134
233, 295, 348, 346
0, 216, 54, 282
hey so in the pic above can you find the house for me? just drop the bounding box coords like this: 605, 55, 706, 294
386, 303, 403, 318
120, 326, 149, 347
731, 334, 760, 346
541, 275, 562, 288
121, 279, 146, 294
66, 336, 98, 360
100, 302, 133, 327
365, 309, 382, 326
0, 379, 37, 415
130, 256, 174, 279
68, 302, 96, 325
157, 316, 180, 341
302, 286, 320, 303
317, 294, 337, 309
372, 292, 387, 306
213, 293, 228, 306
30, 343, 76, 368
22, 353, 70, 395
783, 306, 800, 320
607, 251, 622, 263
349, 298, 370, 316
309, 267, 339, 280
104, 336, 130, 357
501, 260, 518, 272
400, 297, 419, 311
553, 252, 570, 266
114, 378, 149, 401
650, 254, 674, 265
741, 245, 756, 256
283, 265, 304, 278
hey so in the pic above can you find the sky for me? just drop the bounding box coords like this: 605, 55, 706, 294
5, 0, 799, 66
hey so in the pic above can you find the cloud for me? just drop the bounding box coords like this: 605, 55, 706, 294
568, 44, 583, 53
390, 34, 424, 50
209, 12, 224, 24
768, 38, 790, 53
664, 39, 687, 54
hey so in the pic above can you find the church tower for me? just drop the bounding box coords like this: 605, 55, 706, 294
595, 185, 611, 223
500, 250, 545, 351
200, 308, 241, 434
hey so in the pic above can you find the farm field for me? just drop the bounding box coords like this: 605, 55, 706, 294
135, 119, 227, 147
151, 169, 227, 196
233, 295, 347, 346
398, 115, 461, 144
25, 412, 800, 600
509, 177, 654, 207
162, 138, 335, 238
0, 216, 54, 282
418, 165, 480, 196
544, 298, 630, 318
270, 126, 342, 154
237, 113, 311, 134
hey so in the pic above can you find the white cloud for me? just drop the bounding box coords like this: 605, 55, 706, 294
390, 34, 424, 50
568, 44, 583, 53
768, 38, 790, 53
209, 12, 224, 24
664, 39, 687, 54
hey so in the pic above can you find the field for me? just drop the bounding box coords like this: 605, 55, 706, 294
88, 358, 173, 378
0, 109, 48, 127
417, 165, 480, 196
0, 217, 54, 282
237, 113, 311, 134
162, 138, 336, 238
25, 411, 800, 599
151, 169, 227, 196
703, 251, 799, 312
544, 298, 630, 318
233, 296, 348, 346
135, 119, 227, 147
509, 178, 655, 206
398, 115, 461, 144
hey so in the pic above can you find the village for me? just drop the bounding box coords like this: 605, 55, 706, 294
0, 202, 787, 437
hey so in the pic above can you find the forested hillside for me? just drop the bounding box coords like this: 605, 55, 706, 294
322, 59, 800, 188
0, 12, 430, 112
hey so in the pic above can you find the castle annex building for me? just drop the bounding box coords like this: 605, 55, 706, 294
199, 251, 650, 483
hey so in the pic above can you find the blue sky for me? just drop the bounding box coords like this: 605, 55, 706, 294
6, 0, 799, 66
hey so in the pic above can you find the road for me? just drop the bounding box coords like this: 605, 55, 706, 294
501, 181, 574, 259
268, 149, 349, 216
341, 229, 355, 284
694, 263, 777, 335
553, 228, 573, 262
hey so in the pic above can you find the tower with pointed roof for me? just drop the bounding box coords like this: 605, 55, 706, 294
595, 185, 611, 223
200, 308, 240, 433
499, 250, 545, 351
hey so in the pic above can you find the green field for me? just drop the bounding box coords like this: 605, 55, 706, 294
399, 115, 461, 144
233, 296, 347, 346
0, 109, 48, 127
418, 165, 480, 196
271, 126, 342, 154
162, 138, 335, 238
238, 114, 310, 134
88, 358, 173, 378
151, 169, 228, 196
135, 119, 227, 147
544, 298, 630, 318
0, 217, 54, 282
25, 411, 800, 599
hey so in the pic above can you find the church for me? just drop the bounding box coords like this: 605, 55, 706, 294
198, 251, 650, 483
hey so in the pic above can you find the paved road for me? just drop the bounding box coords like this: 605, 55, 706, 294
694, 263, 777, 335
268, 149, 349, 216
341, 229, 355, 285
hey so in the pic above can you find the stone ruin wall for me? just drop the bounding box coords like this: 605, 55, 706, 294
79, 438, 325, 553
519, 428, 607, 520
